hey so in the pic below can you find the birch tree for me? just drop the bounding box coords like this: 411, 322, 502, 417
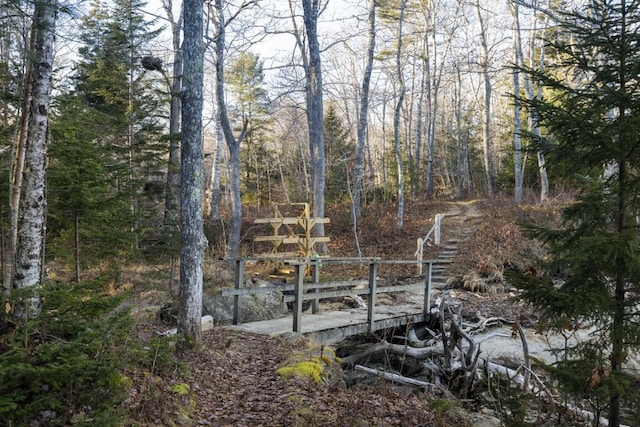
12, 0, 57, 318
522, 3, 549, 203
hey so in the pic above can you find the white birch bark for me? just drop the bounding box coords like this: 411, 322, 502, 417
530, 15, 549, 202
5, 53, 31, 295
518, 4, 549, 203
13, 0, 57, 318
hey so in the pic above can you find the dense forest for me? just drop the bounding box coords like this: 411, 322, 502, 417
2, 0, 640, 425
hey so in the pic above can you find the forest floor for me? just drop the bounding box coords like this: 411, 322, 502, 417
123, 196, 558, 426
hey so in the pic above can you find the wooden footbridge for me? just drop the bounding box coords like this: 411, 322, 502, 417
224, 256, 452, 344
221, 208, 458, 343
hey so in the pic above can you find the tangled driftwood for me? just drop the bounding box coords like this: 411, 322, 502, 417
341, 299, 624, 427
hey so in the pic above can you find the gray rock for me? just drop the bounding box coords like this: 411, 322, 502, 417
202, 279, 289, 325
471, 414, 502, 427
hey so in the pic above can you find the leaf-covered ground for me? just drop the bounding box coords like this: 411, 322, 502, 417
181, 328, 452, 426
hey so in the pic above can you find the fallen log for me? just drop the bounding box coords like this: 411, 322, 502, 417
340, 341, 445, 366
354, 365, 437, 392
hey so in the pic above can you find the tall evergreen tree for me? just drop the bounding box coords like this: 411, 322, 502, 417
72, 0, 163, 251
516, 1, 640, 425
323, 104, 353, 203
227, 52, 273, 207
48, 93, 130, 278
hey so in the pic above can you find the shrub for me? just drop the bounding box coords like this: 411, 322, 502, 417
0, 277, 175, 426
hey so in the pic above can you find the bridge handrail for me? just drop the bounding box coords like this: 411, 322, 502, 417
226, 257, 435, 333
415, 213, 444, 275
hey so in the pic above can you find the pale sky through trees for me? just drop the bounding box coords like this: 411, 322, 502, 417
70, 0, 530, 202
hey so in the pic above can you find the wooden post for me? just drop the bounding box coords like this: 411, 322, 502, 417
233, 259, 244, 325
416, 237, 424, 275
423, 261, 432, 317
293, 263, 304, 333
311, 258, 320, 314
367, 260, 377, 331
434, 214, 443, 245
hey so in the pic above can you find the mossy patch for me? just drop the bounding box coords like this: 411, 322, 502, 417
276, 345, 341, 384
276, 358, 325, 383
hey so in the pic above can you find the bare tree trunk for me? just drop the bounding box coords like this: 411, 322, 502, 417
209, 111, 223, 220
522, 8, 549, 203
212, 0, 248, 260
352, 0, 375, 220
394, 0, 408, 228
534, 43, 549, 203
424, 20, 434, 198
178, 0, 206, 348
414, 59, 425, 198
12, 0, 57, 318
511, 3, 523, 204
272, 148, 290, 204
475, 0, 494, 198
301, 0, 326, 250
455, 66, 463, 199
163, 0, 183, 232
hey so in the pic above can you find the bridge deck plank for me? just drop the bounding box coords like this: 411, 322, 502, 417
226, 303, 427, 344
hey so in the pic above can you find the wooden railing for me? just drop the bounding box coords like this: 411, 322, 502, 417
221, 257, 434, 333
415, 213, 444, 275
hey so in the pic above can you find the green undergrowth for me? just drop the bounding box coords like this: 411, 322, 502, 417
0, 277, 181, 426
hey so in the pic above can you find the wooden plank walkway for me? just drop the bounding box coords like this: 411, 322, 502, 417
228, 302, 427, 344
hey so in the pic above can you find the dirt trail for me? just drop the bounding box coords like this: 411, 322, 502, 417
439, 200, 485, 242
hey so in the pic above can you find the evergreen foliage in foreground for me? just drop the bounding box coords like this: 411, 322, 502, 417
0, 278, 178, 425
513, 0, 640, 425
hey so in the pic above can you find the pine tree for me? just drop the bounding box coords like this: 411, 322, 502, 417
227, 52, 274, 207
48, 93, 130, 277
72, 0, 164, 252
516, 1, 640, 425
323, 104, 353, 203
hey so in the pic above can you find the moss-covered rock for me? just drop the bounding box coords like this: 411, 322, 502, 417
276, 345, 343, 385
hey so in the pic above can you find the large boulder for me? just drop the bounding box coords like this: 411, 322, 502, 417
202, 279, 289, 325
